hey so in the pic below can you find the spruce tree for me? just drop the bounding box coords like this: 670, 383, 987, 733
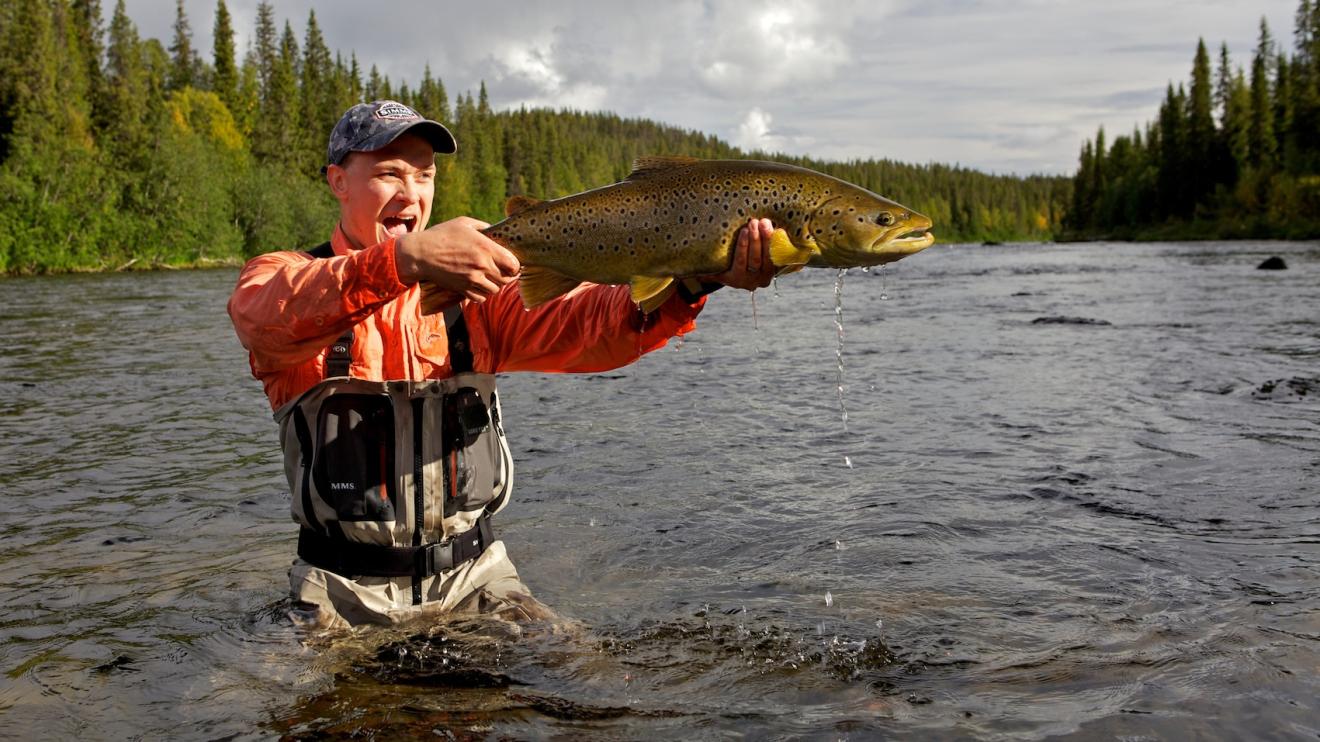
1248, 19, 1278, 168
168, 0, 193, 90
212, 0, 238, 115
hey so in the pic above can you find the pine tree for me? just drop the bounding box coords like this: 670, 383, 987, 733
212, 0, 238, 114
1248, 18, 1278, 168
168, 0, 193, 90
1187, 39, 1216, 207
299, 10, 335, 171
104, 0, 149, 159
69, 0, 107, 132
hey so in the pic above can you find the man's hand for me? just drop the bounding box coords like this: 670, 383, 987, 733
704, 217, 777, 291
394, 217, 521, 303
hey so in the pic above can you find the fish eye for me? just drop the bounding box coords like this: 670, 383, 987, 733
877, 212, 895, 226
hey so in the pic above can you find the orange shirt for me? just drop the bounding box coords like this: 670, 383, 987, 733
228, 226, 706, 410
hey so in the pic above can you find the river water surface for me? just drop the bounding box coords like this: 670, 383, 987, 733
0, 241, 1317, 739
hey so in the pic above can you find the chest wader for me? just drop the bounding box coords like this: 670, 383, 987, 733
274, 243, 515, 624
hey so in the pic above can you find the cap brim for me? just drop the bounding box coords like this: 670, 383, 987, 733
352, 119, 457, 158
400, 120, 457, 155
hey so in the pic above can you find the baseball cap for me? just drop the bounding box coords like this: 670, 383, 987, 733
324, 100, 457, 171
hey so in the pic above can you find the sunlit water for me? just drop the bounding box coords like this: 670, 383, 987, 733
0, 241, 1317, 739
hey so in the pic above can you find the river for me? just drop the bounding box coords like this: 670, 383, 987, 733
0, 240, 1316, 739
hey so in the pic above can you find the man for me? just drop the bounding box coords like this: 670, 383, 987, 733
229, 100, 774, 630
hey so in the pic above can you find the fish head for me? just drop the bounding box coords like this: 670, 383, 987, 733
804, 189, 935, 268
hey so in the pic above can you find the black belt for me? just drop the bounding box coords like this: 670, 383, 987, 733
297, 515, 495, 578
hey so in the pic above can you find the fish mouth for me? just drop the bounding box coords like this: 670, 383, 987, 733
874, 228, 936, 255
881, 229, 934, 252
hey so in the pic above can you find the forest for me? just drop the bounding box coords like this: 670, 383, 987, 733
1, 0, 1074, 274
1066, 0, 1320, 240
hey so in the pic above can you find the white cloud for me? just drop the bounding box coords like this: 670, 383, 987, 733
696, 1, 854, 95
734, 108, 783, 152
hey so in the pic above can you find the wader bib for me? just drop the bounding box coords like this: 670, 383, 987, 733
273, 243, 542, 629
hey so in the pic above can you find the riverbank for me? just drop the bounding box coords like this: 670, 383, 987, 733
1058, 216, 1320, 243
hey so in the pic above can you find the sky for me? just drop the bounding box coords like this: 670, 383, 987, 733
124, 0, 1301, 176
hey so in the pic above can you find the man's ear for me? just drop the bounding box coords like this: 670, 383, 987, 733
326, 163, 349, 201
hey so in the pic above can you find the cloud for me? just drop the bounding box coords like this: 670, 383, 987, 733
122, 0, 1302, 175
695, 2, 854, 95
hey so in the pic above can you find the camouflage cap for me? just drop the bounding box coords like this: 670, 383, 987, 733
324, 100, 456, 170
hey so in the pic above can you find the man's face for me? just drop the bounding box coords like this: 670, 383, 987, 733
326, 133, 436, 249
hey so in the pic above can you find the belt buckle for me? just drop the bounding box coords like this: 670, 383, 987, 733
420, 541, 455, 576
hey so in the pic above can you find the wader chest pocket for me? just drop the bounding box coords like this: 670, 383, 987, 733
313, 395, 396, 522
443, 387, 489, 453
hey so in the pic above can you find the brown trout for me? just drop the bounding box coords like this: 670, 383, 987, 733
432, 156, 934, 311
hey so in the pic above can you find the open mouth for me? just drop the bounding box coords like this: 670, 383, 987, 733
382, 216, 418, 237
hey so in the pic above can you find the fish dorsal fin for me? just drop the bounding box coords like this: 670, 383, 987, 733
627, 155, 700, 180
504, 195, 544, 217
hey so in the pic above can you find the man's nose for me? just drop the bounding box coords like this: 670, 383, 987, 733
396, 177, 421, 204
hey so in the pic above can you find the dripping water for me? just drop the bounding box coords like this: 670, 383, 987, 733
834, 268, 849, 433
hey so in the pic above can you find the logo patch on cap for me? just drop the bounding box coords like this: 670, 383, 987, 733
375, 102, 419, 120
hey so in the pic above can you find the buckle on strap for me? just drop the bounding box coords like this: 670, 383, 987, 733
416, 515, 494, 577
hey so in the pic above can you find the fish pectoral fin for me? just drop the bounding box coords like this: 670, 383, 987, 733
518, 266, 582, 309
767, 228, 813, 269
504, 195, 544, 216
630, 275, 675, 311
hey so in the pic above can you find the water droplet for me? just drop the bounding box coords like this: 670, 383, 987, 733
825, 591, 834, 607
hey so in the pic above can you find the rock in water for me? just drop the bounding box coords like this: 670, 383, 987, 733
1031, 316, 1113, 326
1257, 256, 1288, 270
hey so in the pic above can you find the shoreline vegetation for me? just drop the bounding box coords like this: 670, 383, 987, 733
0, 0, 1067, 277
2, 3, 1315, 279
1063, 0, 1320, 242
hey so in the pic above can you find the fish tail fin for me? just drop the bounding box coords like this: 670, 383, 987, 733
418, 282, 461, 315
518, 266, 582, 309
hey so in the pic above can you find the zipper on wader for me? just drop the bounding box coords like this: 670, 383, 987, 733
411, 397, 425, 605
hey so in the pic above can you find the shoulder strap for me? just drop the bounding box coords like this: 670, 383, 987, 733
443, 305, 473, 373
306, 240, 353, 378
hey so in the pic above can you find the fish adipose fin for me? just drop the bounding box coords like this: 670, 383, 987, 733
627, 156, 700, 180
519, 266, 582, 309
767, 228, 812, 272
630, 275, 674, 311
504, 195, 544, 216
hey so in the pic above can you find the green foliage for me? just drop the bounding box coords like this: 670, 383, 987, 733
1066, 1, 1320, 239
0, 0, 1068, 275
